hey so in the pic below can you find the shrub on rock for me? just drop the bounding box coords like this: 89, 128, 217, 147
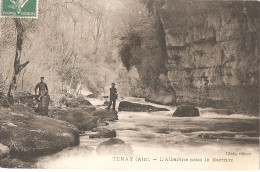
173, 105, 200, 117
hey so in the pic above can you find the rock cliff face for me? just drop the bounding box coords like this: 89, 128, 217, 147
124, 0, 259, 114
155, 0, 259, 114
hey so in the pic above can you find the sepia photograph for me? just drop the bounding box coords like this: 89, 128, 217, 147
0, 0, 259, 170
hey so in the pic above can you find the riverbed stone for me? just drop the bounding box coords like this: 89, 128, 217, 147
0, 106, 79, 158
96, 138, 133, 156
103, 100, 110, 106
118, 101, 170, 112
0, 143, 10, 158
89, 128, 116, 139
92, 109, 118, 121
0, 158, 37, 168
51, 107, 99, 130
62, 96, 92, 108
173, 105, 200, 117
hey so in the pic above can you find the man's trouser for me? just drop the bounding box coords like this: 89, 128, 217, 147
108, 98, 116, 110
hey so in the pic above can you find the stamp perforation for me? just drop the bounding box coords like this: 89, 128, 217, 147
0, 0, 39, 19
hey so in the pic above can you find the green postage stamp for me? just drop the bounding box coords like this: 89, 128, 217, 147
1, 0, 38, 18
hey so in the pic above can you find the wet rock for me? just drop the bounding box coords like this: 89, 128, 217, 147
65, 101, 79, 108
80, 100, 92, 106
0, 158, 36, 168
0, 143, 10, 158
118, 101, 170, 112
92, 109, 118, 121
52, 108, 99, 130
80, 105, 96, 113
103, 100, 110, 106
0, 107, 79, 158
64, 96, 92, 108
96, 138, 133, 156
87, 94, 97, 98
76, 96, 92, 106
89, 128, 116, 139
173, 105, 200, 117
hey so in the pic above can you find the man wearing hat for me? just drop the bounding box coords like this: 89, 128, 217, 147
35, 77, 49, 116
107, 83, 118, 111
35, 77, 48, 99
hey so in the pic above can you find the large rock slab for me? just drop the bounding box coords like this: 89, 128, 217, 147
118, 101, 170, 112
0, 158, 36, 168
0, 107, 79, 158
89, 128, 116, 139
51, 107, 99, 130
173, 105, 200, 117
96, 138, 133, 156
92, 109, 118, 121
60, 96, 92, 108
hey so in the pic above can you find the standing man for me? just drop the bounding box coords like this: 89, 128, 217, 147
35, 77, 48, 100
35, 77, 50, 116
107, 83, 118, 111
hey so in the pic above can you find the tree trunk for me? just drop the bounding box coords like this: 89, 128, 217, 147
7, 19, 29, 97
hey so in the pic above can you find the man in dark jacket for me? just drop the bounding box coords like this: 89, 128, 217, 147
35, 77, 50, 116
35, 77, 48, 100
107, 83, 118, 111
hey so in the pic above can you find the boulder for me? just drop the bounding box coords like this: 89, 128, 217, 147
80, 105, 97, 113
0, 158, 36, 168
92, 109, 118, 121
0, 107, 79, 158
173, 105, 200, 117
52, 108, 99, 130
87, 94, 97, 98
65, 101, 79, 108
10, 104, 35, 115
103, 100, 110, 106
0, 94, 10, 108
118, 101, 170, 112
0, 143, 10, 158
64, 97, 92, 108
89, 128, 116, 139
80, 99, 92, 106
76, 96, 92, 106
96, 138, 133, 156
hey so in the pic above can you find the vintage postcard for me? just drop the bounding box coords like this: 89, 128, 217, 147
0, 0, 259, 170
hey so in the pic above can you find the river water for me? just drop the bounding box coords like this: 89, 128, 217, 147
37, 97, 259, 170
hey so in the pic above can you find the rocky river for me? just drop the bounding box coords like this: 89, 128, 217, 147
36, 97, 259, 170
